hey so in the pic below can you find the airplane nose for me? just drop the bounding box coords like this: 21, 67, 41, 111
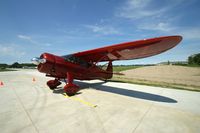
31, 57, 46, 65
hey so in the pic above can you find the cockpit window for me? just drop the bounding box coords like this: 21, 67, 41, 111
62, 54, 90, 67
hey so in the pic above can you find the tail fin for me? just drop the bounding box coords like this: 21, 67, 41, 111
106, 61, 113, 72
106, 61, 113, 79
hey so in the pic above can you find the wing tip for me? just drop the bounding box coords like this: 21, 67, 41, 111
171, 35, 183, 46
159, 35, 183, 47
176, 35, 183, 43
166, 35, 183, 42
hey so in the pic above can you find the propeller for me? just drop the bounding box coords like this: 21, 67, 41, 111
31, 57, 46, 65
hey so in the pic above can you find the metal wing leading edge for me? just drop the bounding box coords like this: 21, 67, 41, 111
73, 36, 182, 63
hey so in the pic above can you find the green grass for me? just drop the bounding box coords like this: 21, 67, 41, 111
0, 68, 16, 72
113, 66, 141, 72
173, 64, 200, 67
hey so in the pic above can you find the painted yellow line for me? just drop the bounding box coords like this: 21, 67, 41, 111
63, 93, 97, 108
39, 84, 97, 108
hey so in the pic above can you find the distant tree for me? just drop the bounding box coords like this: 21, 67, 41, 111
188, 53, 200, 65
10, 62, 22, 68
193, 54, 200, 65
167, 60, 170, 65
188, 56, 194, 64
21, 63, 36, 67
0, 63, 8, 69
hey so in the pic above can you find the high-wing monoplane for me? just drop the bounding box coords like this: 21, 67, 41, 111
32, 35, 182, 95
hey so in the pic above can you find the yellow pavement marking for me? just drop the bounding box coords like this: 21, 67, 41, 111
39, 83, 97, 108
63, 93, 97, 108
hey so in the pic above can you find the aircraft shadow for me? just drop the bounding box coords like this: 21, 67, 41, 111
76, 81, 177, 103
53, 81, 177, 103
53, 87, 82, 95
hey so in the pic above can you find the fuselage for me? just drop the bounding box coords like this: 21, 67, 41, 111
37, 53, 113, 80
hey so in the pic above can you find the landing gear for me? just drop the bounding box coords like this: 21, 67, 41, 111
64, 72, 79, 96
104, 79, 108, 82
47, 79, 61, 90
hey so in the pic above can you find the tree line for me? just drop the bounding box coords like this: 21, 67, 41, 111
0, 62, 36, 69
188, 53, 200, 65
0, 53, 199, 69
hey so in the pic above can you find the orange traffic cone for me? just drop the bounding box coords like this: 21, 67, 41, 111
32, 78, 36, 82
0, 81, 4, 86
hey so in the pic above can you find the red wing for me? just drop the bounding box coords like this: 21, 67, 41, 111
74, 35, 182, 62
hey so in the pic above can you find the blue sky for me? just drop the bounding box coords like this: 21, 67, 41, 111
0, 0, 200, 65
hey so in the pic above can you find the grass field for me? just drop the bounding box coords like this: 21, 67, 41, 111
109, 75, 200, 92
113, 64, 200, 74
173, 64, 200, 67
113, 65, 142, 72
0, 68, 16, 72
111, 65, 200, 92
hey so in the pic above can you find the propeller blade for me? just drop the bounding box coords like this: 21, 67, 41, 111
31, 57, 46, 65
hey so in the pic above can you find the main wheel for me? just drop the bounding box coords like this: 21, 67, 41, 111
47, 79, 61, 90
64, 84, 79, 96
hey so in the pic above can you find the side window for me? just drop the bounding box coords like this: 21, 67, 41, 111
62, 55, 90, 68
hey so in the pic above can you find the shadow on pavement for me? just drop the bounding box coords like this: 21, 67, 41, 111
77, 81, 177, 103
53, 87, 82, 95
53, 81, 177, 103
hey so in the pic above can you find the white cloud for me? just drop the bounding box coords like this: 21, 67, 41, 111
17, 34, 38, 44
17, 34, 53, 46
138, 22, 200, 40
18, 35, 32, 40
116, 0, 163, 19
85, 25, 121, 35
176, 28, 200, 40
116, 0, 185, 20
114, 0, 200, 41
128, 0, 151, 8
44, 43, 52, 46
0, 44, 26, 57
138, 22, 175, 32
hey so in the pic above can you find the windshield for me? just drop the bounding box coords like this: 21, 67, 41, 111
62, 54, 90, 67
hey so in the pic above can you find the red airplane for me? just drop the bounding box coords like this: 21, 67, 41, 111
32, 35, 182, 96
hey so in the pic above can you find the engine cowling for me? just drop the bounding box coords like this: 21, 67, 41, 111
37, 53, 56, 74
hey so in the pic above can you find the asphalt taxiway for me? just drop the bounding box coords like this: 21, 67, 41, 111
0, 69, 200, 133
